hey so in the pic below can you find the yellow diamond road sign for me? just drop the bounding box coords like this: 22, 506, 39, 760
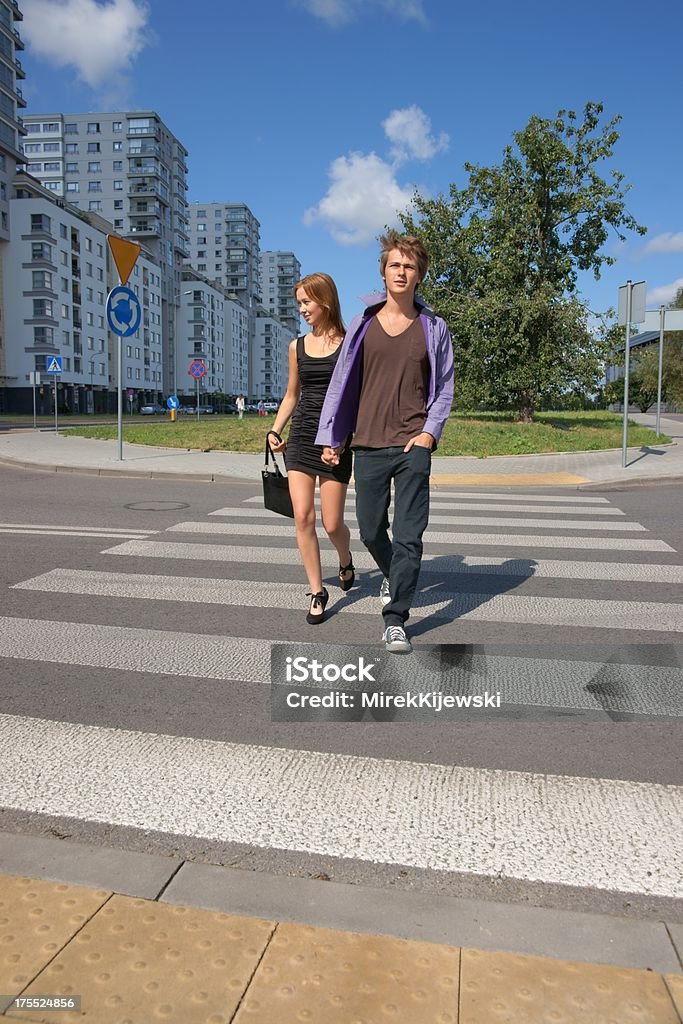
107, 235, 141, 286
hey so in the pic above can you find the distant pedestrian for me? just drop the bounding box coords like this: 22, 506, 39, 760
268, 272, 353, 624
257, 400, 266, 417
236, 393, 245, 420
317, 231, 454, 653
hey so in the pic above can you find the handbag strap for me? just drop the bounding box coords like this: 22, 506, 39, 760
265, 431, 285, 470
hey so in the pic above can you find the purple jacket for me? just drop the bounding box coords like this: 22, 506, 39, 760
315, 291, 454, 449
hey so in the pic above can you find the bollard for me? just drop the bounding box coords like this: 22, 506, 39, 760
170, 408, 176, 422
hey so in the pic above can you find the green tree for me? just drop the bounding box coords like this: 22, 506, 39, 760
400, 102, 646, 421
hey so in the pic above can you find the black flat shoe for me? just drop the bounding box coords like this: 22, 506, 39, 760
306, 587, 329, 624
338, 558, 355, 592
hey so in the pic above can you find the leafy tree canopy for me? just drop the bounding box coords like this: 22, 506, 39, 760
400, 102, 646, 420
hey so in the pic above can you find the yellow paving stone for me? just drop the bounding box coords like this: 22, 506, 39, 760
0, 874, 110, 1006
234, 922, 459, 1024
664, 974, 683, 1017
9, 895, 275, 1024
430, 472, 589, 486
459, 948, 679, 1024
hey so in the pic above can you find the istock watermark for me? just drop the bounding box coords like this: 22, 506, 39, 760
270, 642, 683, 723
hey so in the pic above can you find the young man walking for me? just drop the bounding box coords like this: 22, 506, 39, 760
317, 232, 454, 653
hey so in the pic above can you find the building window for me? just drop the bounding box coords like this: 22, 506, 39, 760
66, 182, 79, 193
23, 143, 41, 153
30, 213, 51, 233
65, 162, 78, 172
87, 161, 101, 172
34, 326, 54, 345
65, 123, 78, 134
87, 142, 100, 153
43, 143, 60, 152
43, 162, 61, 172
112, 140, 122, 151
65, 143, 78, 154
88, 200, 102, 212
85, 237, 92, 252
114, 200, 123, 210
33, 298, 53, 317
113, 180, 123, 190
62, 330, 70, 345
24, 123, 41, 134
112, 121, 122, 132
87, 122, 100, 133
32, 270, 52, 289
113, 160, 123, 171
31, 242, 52, 261
42, 122, 59, 132
88, 181, 101, 192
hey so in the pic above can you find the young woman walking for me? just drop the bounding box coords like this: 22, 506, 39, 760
268, 273, 353, 624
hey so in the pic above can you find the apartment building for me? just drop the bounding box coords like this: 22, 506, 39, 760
1, 170, 162, 413
20, 109, 189, 392
175, 266, 227, 400
260, 250, 301, 337
187, 201, 261, 309
0, 0, 26, 409
251, 308, 291, 402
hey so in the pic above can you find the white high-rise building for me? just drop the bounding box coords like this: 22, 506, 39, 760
251, 308, 291, 402
260, 251, 301, 337
2, 171, 163, 413
0, 0, 27, 409
20, 110, 189, 393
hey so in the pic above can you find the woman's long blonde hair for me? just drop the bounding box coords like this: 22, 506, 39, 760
294, 272, 345, 338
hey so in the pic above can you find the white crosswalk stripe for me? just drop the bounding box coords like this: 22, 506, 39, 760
2, 486, 682, 905
0, 713, 680, 898
12, 568, 683, 633
167, 520, 673, 551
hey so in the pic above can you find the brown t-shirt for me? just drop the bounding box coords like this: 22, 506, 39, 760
352, 315, 429, 448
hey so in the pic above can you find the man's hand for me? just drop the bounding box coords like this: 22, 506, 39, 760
321, 446, 341, 466
403, 432, 434, 453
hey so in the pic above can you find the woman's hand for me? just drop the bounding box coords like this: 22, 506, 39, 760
267, 430, 286, 453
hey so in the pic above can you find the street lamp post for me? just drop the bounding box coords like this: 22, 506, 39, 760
89, 360, 94, 415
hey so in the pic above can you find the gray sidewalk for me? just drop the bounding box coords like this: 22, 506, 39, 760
1, 413, 682, 488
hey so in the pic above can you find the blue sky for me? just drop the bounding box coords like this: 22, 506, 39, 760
20, 0, 683, 326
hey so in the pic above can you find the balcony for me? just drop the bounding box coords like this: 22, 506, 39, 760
129, 180, 160, 198
11, 1, 23, 21
13, 27, 23, 49
129, 201, 160, 217
129, 219, 161, 237
128, 142, 160, 157
127, 161, 160, 177
14, 56, 24, 79
15, 85, 26, 108
126, 124, 160, 139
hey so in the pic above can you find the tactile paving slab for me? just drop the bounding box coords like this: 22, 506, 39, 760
8, 894, 274, 1023
664, 974, 683, 1018
0, 874, 110, 1013
233, 922, 460, 1023
459, 947, 680, 1024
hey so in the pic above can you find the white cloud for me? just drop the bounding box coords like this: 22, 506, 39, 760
643, 232, 683, 255
22, 0, 150, 92
383, 104, 448, 163
646, 277, 683, 305
295, 0, 426, 25
304, 152, 416, 246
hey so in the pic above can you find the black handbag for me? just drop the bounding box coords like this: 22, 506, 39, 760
262, 433, 294, 518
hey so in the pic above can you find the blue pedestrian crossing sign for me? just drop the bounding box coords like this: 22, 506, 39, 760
106, 285, 142, 338
167, 395, 180, 409
46, 356, 62, 373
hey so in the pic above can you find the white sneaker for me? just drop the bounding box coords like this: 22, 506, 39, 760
380, 577, 391, 606
383, 625, 412, 654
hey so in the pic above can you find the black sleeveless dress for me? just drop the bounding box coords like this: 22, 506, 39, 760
285, 335, 352, 483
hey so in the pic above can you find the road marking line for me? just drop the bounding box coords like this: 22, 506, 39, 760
12, 570, 683, 632
0, 713, 679, 897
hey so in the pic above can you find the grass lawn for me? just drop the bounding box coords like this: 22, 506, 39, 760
60, 410, 670, 457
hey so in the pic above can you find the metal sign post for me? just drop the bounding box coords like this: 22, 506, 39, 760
617, 280, 646, 469
46, 356, 63, 436
29, 370, 40, 429
656, 305, 665, 438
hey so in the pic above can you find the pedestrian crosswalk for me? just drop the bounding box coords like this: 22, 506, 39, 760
1, 485, 682, 906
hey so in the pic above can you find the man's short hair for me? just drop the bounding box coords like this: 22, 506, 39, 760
379, 230, 429, 284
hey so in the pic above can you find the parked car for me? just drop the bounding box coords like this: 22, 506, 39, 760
140, 403, 164, 415
197, 405, 216, 414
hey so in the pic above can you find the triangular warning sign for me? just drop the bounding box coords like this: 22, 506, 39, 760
47, 357, 61, 371
107, 235, 141, 286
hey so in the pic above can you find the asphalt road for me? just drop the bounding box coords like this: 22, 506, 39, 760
0, 466, 681, 919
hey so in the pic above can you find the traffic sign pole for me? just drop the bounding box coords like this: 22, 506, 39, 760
621, 281, 633, 469
53, 374, 58, 436
656, 305, 665, 439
